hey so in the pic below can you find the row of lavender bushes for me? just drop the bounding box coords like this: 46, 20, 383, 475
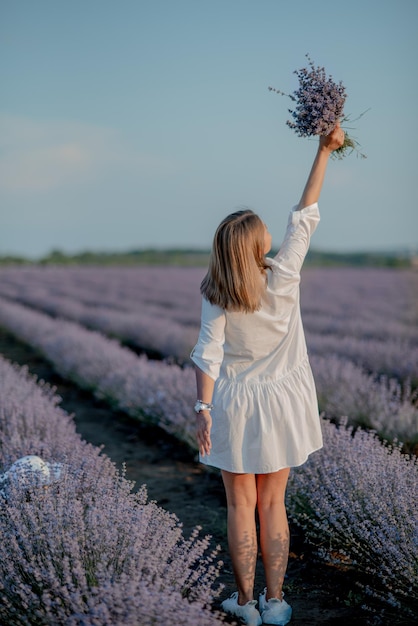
2, 270, 416, 427
0, 296, 417, 614
286, 419, 418, 618
0, 266, 417, 378
0, 266, 204, 325
0, 276, 418, 449
0, 263, 416, 444
0, 275, 197, 362
0, 267, 416, 385
0, 297, 197, 448
0, 355, 225, 625
2, 265, 415, 339
0, 294, 416, 450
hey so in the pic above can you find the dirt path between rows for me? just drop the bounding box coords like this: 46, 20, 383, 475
0, 327, 391, 625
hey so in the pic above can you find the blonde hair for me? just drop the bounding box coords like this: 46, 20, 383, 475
201, 209, 269, 313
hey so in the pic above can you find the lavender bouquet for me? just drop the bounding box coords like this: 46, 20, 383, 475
269, 54, 366, 159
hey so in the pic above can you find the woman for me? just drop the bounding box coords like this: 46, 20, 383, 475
191, 124, 345, 626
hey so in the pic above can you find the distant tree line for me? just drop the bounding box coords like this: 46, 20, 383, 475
0, 247, 415, 268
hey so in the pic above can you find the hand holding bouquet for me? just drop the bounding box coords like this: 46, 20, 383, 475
269, 55, 367, 159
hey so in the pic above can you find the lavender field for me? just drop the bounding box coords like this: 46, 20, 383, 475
0, 266, 417, 444
0, 265, 417, 623
0, 356, 224, 625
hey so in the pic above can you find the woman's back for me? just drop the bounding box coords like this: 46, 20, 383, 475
192, 203, 320, 384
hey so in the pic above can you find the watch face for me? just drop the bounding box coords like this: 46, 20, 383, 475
194, 401, 212, 413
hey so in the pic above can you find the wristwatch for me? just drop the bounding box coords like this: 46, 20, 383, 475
194, 400, 214, 413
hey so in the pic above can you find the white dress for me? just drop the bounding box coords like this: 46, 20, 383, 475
190, 203, 323, 473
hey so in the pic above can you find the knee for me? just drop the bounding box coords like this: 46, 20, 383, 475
228, 494, 257, 512
256, 470, 289, 510
257, 491, 286, 514
222, 472, 258, 511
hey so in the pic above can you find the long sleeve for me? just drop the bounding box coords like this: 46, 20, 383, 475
190, 297, 226, 381
274, 203, 320, 274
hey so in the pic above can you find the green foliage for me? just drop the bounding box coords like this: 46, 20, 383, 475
304, 249, 413, 268
0, 248, 414, 268
0, 255, 30, 266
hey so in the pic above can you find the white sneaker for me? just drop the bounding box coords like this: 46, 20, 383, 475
221, 591, 262, 626
258, 588, 292, 625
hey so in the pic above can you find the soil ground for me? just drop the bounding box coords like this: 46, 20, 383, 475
0, 327, 406, 625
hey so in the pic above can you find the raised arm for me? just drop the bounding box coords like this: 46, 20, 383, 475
297, 123, 345, 211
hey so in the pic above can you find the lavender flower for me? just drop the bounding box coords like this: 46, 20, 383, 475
0, 356, 225, 625
287, 418, 418, 617
269, 54, 367, 158
0, 265, 417, 448
1, 260, 418, 617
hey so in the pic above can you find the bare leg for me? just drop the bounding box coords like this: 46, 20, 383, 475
256, 468, 290, 601
221, 470, 258, 605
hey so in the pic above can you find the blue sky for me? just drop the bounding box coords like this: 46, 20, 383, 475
1, 0, 417, 258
